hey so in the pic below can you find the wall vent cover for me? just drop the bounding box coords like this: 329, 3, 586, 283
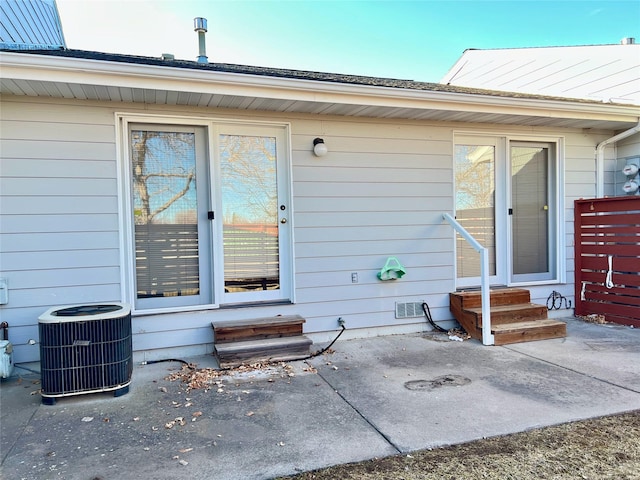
38, 303, 132, 405
395, 301, 424, 319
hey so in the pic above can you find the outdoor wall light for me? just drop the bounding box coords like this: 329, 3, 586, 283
313, 138, 328, 157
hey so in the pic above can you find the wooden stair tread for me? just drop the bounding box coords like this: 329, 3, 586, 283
215, 336, 312, 354
213, 315, 305, 330
491, 318, 567, 333
214, 335, 313, 368
465, 303, 545, 315
451, 288, 531, 308
212, 315, 306, 343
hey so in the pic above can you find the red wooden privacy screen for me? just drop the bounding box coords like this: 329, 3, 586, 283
574, 197, 640, 327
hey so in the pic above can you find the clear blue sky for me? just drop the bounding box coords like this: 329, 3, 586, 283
56, 0, 640, 82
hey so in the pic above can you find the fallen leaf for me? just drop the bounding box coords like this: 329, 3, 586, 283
178, 448, 193, 453
179, 459, 188, 466
81, 417, 94, 422
192, 411, 202, 417
246, 411, 255, 417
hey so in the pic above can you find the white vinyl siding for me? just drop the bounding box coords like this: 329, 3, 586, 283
0, 95, 616, 362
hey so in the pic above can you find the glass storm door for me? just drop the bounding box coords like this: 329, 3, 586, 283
509, 143, 555, 283
216, 125, 291, 304
130, 126, 211, 310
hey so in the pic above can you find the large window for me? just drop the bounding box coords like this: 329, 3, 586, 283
121, 117, 292, 312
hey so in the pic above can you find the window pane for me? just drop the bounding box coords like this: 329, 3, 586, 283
511, 146, 549, 275
131, 130, 200, 298
220, 134, 279, 292
455, 144, 497, 278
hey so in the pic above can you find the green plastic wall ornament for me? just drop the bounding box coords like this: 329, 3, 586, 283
377, 257, 406, 281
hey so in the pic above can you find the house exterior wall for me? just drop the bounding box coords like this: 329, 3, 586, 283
0, 95, 615, 363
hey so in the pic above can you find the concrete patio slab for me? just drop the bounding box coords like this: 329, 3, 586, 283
1, 317, 639, 479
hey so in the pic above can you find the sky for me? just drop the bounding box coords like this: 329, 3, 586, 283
55, 0, 640, 83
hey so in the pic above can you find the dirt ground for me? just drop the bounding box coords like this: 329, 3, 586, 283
277, 410, 640, 480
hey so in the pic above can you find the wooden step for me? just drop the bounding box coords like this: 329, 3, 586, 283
450, 288, 531, 310
214, 336, 313, 368
449, 288, 567, 345
465, 303, 548, 328
212, 315, 305, 344
491, 319, 567, 345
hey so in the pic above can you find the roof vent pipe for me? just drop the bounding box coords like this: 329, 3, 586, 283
194, 17, 208, 63
621, 37, 635, 45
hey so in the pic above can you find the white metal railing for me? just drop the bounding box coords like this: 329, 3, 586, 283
442, 213, 494, 345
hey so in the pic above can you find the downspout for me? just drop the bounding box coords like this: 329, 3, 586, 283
595, 120, 640, 198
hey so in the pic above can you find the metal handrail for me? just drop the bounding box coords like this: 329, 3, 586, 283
442, 213, 494, 345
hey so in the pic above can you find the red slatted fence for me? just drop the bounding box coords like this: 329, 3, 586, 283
574, 197, 640, 327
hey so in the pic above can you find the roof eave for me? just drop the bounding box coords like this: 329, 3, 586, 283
1, 51, 638, 126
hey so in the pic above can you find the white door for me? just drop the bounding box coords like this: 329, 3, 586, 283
213, 124, 293, 305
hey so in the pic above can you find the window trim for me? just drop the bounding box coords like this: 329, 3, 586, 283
116, 113, 295, 315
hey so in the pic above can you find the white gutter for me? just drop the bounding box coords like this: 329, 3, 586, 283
595, 120, 640, 197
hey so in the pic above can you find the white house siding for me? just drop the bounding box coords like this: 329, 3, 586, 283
0, 95, 615, 363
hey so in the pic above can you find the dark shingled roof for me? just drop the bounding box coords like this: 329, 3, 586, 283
2, 48, 615, 105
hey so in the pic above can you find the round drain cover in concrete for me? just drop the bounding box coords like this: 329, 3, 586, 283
405, 374, 471, 391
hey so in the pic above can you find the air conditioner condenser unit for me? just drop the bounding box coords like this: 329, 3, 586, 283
38, 303, 132, 405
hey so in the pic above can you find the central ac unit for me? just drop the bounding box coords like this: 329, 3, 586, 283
38, 303, 132, 405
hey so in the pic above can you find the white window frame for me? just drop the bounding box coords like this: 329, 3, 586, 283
116, 113, 295, 315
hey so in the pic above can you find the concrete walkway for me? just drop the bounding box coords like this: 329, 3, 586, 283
2, 317, 639, 480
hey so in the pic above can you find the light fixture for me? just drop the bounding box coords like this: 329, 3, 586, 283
313, 138, 328, 157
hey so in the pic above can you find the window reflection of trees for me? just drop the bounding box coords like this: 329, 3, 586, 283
131, 131, 196, 225
220, 135, 277, 225
131, 130, 199, 299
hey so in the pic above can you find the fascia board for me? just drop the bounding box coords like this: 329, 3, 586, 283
1, 52, 639, 124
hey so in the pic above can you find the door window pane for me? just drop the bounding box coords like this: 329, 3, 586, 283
131, 130, 200, 299
219, 134, 280, 293
511, 145, 549, 275
455, 144, 497, 278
